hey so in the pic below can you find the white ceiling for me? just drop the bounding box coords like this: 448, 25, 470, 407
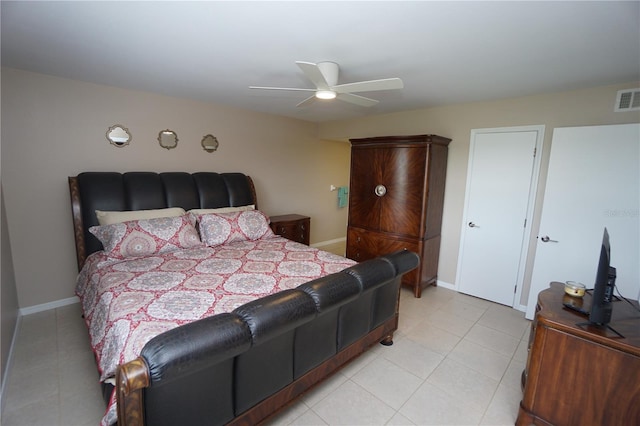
2, 1, 639, 123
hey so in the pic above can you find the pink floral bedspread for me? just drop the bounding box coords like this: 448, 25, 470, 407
76, 236, 355, 425
76, 236, 355, 381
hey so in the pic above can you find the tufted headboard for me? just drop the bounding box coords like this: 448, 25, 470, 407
68, 172, 257, 270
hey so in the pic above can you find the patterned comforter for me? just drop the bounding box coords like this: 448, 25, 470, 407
75, 235, 355, 425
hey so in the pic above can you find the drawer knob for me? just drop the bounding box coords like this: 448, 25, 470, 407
374, 184, 387, 197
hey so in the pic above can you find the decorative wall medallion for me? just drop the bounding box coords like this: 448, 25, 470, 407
158, 129, 178, 150
106, 124, 132, 147
201, 134, 219, 152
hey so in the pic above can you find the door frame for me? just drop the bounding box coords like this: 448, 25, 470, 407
456, 125, 545, 310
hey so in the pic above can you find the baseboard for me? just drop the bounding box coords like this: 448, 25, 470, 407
438, 280, 528, 312
0, 313, 22, 413
436, 280, 456, 291
311, 237, 346, 248
19, 296, 79, 316
4, 296, 80, 407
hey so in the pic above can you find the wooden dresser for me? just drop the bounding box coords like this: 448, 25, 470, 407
518, 282, 640, 425
269, 214, 310, 245
346, 134, 451, 297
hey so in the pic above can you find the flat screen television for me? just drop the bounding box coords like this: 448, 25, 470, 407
589, 227, 616, 326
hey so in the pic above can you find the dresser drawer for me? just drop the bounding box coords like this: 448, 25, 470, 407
346, 227, 421, 289
346, 227, 377, 261
269, 214, 310, 245
347, 227, 419, 259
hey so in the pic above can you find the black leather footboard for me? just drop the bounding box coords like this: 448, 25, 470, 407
116, 250, 419, 426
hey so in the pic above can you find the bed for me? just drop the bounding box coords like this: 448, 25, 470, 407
69, 171, 419, 426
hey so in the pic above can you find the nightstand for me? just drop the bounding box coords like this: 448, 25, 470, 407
269, 214, 310, 245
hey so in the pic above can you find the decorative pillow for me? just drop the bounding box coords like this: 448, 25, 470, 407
89, 215, 203, 258
187, 205, 255, 216
197, 210, 275, 247
96, 207, 186, 226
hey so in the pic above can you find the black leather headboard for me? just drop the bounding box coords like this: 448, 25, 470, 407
69, 172, 257, 270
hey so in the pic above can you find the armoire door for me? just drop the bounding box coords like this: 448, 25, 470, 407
349, 146, 425, 238
348, 147, 383, 230
378, 146, 426, 237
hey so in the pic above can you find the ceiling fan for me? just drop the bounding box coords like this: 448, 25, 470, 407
249, 61, 404, 107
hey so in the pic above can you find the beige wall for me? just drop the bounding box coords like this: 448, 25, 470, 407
318, 82, 640, 307
1, 68, 351, 308
3, 66, 638, 311
1, 186, 20, 397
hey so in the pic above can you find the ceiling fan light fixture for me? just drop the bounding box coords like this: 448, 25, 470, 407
249, 61, 402, 108
315, 90, 336, 100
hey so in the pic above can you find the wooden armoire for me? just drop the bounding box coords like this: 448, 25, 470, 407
346, 134, 451, 297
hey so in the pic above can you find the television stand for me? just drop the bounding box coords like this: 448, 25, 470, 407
517, 282, 640, 426
575, 321, 624, 339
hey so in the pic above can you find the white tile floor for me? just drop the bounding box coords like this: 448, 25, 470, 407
2, 284, 530, 426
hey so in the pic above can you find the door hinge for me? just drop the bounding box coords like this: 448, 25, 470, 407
514, 284, 517, 294
533, 147, 537, 157
524, 218, 527, 228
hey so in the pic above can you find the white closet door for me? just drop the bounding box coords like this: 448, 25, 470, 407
526, 123, 640, 319
457, 127, 543, 307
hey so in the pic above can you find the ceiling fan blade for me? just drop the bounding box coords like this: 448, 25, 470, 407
296, 95, 318, 108
333, 78, 404, 94
337, 93, 379, 107
249, 86, 316, 92
296, 61, 330, 90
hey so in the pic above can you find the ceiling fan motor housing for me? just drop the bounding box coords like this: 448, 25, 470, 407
316, 61, 339, 87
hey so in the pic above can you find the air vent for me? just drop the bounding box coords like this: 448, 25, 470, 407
614, 88, 640, 112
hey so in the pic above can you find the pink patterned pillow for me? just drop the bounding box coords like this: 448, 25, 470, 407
89, 215, 203, 258
197, 210, 275, 247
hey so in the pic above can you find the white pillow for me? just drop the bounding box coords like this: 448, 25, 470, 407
95, 207, 187, 226
187, 205, 255, 215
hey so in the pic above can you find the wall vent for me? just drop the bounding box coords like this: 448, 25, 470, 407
614, 88, 640, 112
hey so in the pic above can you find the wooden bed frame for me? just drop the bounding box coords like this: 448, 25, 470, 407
69, 171, 419, 426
